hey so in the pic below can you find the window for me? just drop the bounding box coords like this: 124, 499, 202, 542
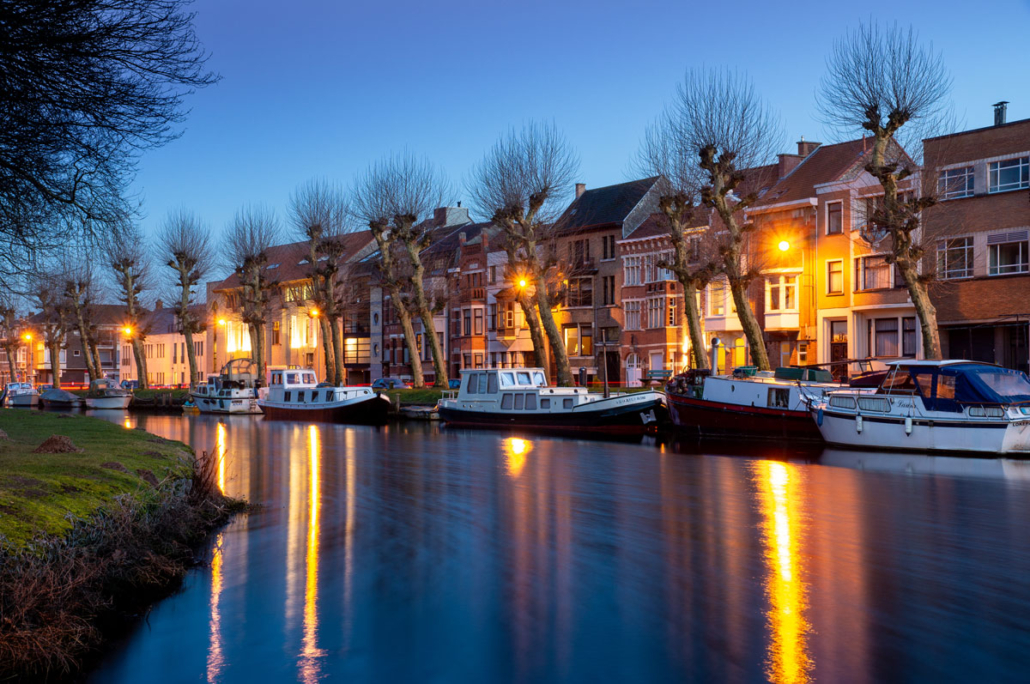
602, 235, 616, 260
73, 349, 80, 357
797, 342, 808, 364
988, 231, 1029, 275
564, 325, 593, 356
563, 398, 573, 409
826, 202, 843, 234
541, 398, 550, 409
525, 393, 537, 410
708, 281, 725, 316
474, 353, 483, 368
564, 326, 579, 356
463, 310, 471, 336
489, 265, 497, 284
488, 304, 497, 331
517, 371, 531, 385
567, 278, 593, 307
601, 275, 615, 306
857, 255, 891, 291
937, 237, 973, 279
768, 388, 790, 408
872, 318, 899, 357
939, 166, 974, 199
474, 309, 484, 335
989, 157, 1029, 193
344, 338, 370, 364
647, 298, 663, 329
767, 275, 797, 312
501, 393, 513, 409
272, 321, 281, 346
902, 317, 917, 357
625, 301, 641, 330
487, 374, 498, 393
624, 256, 641, 286
668, 298, 677, 326
827, 260, 844, 295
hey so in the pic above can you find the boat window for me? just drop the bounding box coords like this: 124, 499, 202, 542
487, 373, 498, 394
912, 371, 935, 398
501, 393, 513, 409
541, 398, 550, 409
272, 373, 281, 385
525, 393, 537, 410
325, 390, 334, 402
478, 373, 489, 394
514, 393, 525, 410
880, 369, 917, 394
563, 398, 574, 409
306, 374, 316, 384
937, 375, 956, 399
516, 372, 531, 386
287, 373, 299, 384
285, 391, 292, 402
500, 373, 515, 388
297, 391, 304, 402
467, 374, 478, 395
971, 369, 1030, 399
768, 388, 790, 408
532, 372, 546, 387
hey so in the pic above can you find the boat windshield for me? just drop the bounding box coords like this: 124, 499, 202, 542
966, 367, 1030, 401
532, 371, 546, 387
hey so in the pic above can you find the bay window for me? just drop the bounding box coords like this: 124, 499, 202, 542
767, 275, 798, 312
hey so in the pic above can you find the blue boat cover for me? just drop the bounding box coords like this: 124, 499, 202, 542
903, 363, 1030, 411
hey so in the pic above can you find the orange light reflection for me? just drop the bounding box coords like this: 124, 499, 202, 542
206, 533, 224, 683
505, 437, 531, 478
300, 425, 323, 682
215, 422, 227, 495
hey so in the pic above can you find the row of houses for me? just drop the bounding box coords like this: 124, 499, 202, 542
5, 108, 1028, 387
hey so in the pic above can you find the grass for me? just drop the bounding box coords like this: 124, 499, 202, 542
0, 410, 192, 548
385, 388, 445, 406
131, 388, 190, 401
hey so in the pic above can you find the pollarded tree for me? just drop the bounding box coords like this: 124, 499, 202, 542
819, 22, 952, 359
468, 122, 580, 385
61, 260, 105, 381
670, 69, 782, 371
353, 154, 450, 389
109, 224, 152, 388
290, 179, 353, 386
224, 205, 281, 383
159, 208, 212, 388
32, 271, 72, 389
0, 301, 24, 382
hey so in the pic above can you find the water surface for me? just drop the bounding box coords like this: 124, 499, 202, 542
86, 413, 1030, 683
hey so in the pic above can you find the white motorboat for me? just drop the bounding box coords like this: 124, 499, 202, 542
806, 360, 1030, 455
438, 367, 668, 436
257, 368, 391, 424
85, 378, 132, 410
5, 382, 40, 408
189, 358, 262, 415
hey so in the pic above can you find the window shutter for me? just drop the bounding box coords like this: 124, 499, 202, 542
987, 230, 1029, 245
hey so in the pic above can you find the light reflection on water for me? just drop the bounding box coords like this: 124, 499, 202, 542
85, 413, 1030, 683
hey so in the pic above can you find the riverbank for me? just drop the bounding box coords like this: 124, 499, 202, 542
0, 410, 244, 681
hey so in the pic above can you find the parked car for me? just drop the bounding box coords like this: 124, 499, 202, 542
372, 378, 410, 390
120, 380, 140, 390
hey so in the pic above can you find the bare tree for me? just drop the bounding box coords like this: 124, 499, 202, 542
290, 179, 353, 386
61, 259, 106, 381
638, 122, 720, 370
0, 301, 24, 383
501, 246, 549, 369
224, 205, 281, 382
468, 122, 580, 385
32, 271, 72, 389
666, 69, 783, 370
0, 0, 217, 273
108, 223, 151, 388
353, 154, 450, 389
159, 208, 212, 388
819, 22, 951, 359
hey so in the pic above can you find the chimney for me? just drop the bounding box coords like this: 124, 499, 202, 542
575, 183, 586, 199
796, 136, 821, 157
778, 154, 803, 179
154, 299, 163, 310
994, 101, 1009, 126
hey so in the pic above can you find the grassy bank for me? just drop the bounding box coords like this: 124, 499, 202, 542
385, 388, 445, 407
0, 410, 242, 680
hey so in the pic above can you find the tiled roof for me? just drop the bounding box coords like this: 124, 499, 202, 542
625, 211, 711, 240
753, 140, 871, 207
27, 303, 134, 327
213, 230, 376, 291
555, 177, 662, 233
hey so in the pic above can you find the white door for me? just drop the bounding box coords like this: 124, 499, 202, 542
626, 354, 641, 387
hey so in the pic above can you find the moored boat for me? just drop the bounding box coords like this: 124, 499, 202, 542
666, 367, 849, 441
85, 378, 132, 410
807, 360, 1030, 454
4, 382, 40, 408
257, 368, 391, 424
438, 368, 668, 436
40, 387, 85, 409
189, 358, 262, 415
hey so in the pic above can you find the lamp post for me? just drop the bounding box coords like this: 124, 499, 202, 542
21, 332, 32, 384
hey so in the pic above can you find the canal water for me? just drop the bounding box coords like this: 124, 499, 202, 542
86, 413, 1030, 683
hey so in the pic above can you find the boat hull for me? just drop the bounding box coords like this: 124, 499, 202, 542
85, 395, 132, 410
667, 392, 823, 441
258, 395, 391, 425
438, 396, 668, 436
190, 393, 262, 414
813, 407, 1030, 455
8, 395, 40, 408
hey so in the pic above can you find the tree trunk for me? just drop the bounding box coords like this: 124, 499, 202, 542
728, 278, 769, 371
680, 280, 709, 370
318, 316, 335, 383
248, 323, 266, 384
534, 280, 573, 386
418, 307, 448, 388
899, 262, 942, 359
5, 347, 16, 383
48, 340, 62, 388
391, 295, 424, 387
517, 294, 548, 370
132, 338, 148, 388
183, 330, 199, 388
78, 333, 97, 381
89, 339, 103, 380
331, 317, 344, 386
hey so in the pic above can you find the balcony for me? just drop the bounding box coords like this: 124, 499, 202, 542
459, 287, 486, 303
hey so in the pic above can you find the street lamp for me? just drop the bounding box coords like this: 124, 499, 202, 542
309, 307, 320, 318
778, 240, 790, 252
517, 278, 527, 289
123, 326, 133, 337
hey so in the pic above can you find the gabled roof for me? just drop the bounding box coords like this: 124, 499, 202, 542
213, 230, 376, 291
555, 177, 663, 233
26, 303, 133, 327
624, 211, 711, 241
144, 304, 206, 335
753, 140, 872, 207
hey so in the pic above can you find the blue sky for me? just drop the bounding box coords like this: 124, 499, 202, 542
130, 0, 1030, 246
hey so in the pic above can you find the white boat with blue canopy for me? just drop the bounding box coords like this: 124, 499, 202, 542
807, 360, 1030, 454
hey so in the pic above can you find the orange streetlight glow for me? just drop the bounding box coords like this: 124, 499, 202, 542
217, 318, 227, 326
778, 240, 790, 252
310, 308, 320, 317
22, 332, 31, 342
123, 327, 133, 336
518, 278, 527, 289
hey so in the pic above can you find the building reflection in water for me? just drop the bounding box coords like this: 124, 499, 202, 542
753, 460, 811, 684
216, 422, 227, 495
300, 424, 323, 682
206, 533, 225, 683
505, 437, 531, 478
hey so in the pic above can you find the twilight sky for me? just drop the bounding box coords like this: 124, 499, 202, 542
130, 0, 1030, 246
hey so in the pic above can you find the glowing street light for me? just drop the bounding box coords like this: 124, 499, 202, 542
21, 332, 31, 342
122, 326, 133, 337
309, 307, 320, 318
517, 278, 527, 289
778, 240, 790, 252
217, 318, 227, 326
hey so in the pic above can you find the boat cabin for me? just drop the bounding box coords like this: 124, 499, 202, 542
868, 361, 1030, 413
264, 368, 376, 406
452, 368, 607, 412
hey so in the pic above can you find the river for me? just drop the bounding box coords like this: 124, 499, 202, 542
85, 413, 1030, 683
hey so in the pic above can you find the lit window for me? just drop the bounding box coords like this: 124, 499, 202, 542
989, 157, 1029, 193
827, 260, 844, 294
767, 275, 798, 312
